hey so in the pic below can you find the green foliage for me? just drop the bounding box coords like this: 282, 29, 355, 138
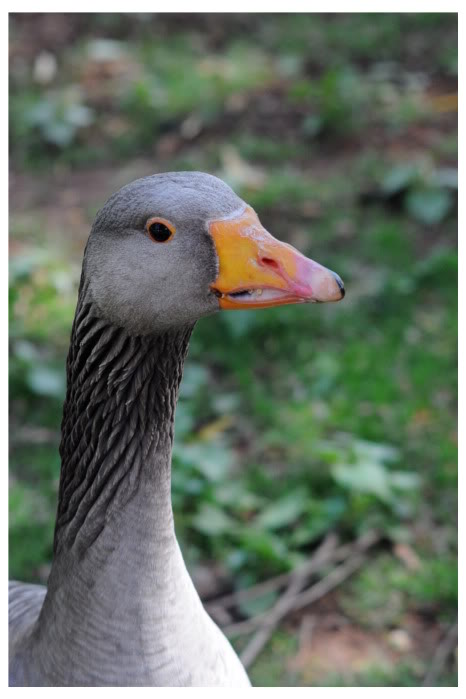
290, 67, 373, 137
332, 439, 420, 508
9, 12, 457, 687
379, 164, 457, 225
397, 557, 458, 613
10, 89, 94, 166
9, 480, 54, 577
341, 551, 457, 632
405, 187, 454, 226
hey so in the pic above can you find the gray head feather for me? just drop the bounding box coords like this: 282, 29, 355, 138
85, 172, 245, 334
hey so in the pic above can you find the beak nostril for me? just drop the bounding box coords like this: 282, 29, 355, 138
260, 257, 280, 270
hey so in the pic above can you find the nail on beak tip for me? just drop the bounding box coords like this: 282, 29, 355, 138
332, 271, 345, 299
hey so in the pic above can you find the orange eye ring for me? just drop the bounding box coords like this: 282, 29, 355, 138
145, 217, 176, 243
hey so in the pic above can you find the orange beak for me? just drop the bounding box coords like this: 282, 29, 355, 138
209, 206, 345, 310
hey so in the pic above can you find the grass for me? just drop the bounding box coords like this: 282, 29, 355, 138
9, 12, 457, 686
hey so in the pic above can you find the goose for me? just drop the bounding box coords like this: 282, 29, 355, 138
9, 171, 345, 687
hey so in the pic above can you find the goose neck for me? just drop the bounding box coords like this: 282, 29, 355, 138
31, 292, 196, 683
54, 295, 193, 554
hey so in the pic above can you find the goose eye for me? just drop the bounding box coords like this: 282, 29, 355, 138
146, 218, 175, 243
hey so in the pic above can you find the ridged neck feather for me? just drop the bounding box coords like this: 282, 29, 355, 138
53, 280, 193, 556
28, 283, 201, 684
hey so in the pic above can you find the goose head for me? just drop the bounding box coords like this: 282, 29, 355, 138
84, 171, 345, 334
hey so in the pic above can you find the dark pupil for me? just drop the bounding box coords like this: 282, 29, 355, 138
149, 222, 171, 242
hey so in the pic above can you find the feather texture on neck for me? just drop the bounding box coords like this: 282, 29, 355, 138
54, 279, 193, 556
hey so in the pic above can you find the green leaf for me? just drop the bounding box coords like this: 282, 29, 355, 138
235, 526, 289, 564
213, 480, 264, 510
405, 187, 453, 225
191, 503, 236, 536
290, 497, 346, 546
381, 165, 417, 196
352, 439, 400, 463
255, 490, 308, 530
26, 366, 65, 398
333, 460, 393, 503
390, 471, 421, 490
173, 440, 232, 481
13, 340, 40, 362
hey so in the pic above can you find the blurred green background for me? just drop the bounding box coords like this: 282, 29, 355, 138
9, 13, 457, 687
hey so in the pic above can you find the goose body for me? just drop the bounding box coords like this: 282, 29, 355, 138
9, 172, 344, 686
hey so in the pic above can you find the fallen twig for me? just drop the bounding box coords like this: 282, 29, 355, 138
206, 535, 339, 616
239, 533, 338, 668
423, 620, 458, 686
223, 530, 380, 653
206, 529, 379, 618
238, 551, 369, 666
287, 551, 367, 613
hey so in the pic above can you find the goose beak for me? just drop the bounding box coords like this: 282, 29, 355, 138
209, 206, 345, 310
